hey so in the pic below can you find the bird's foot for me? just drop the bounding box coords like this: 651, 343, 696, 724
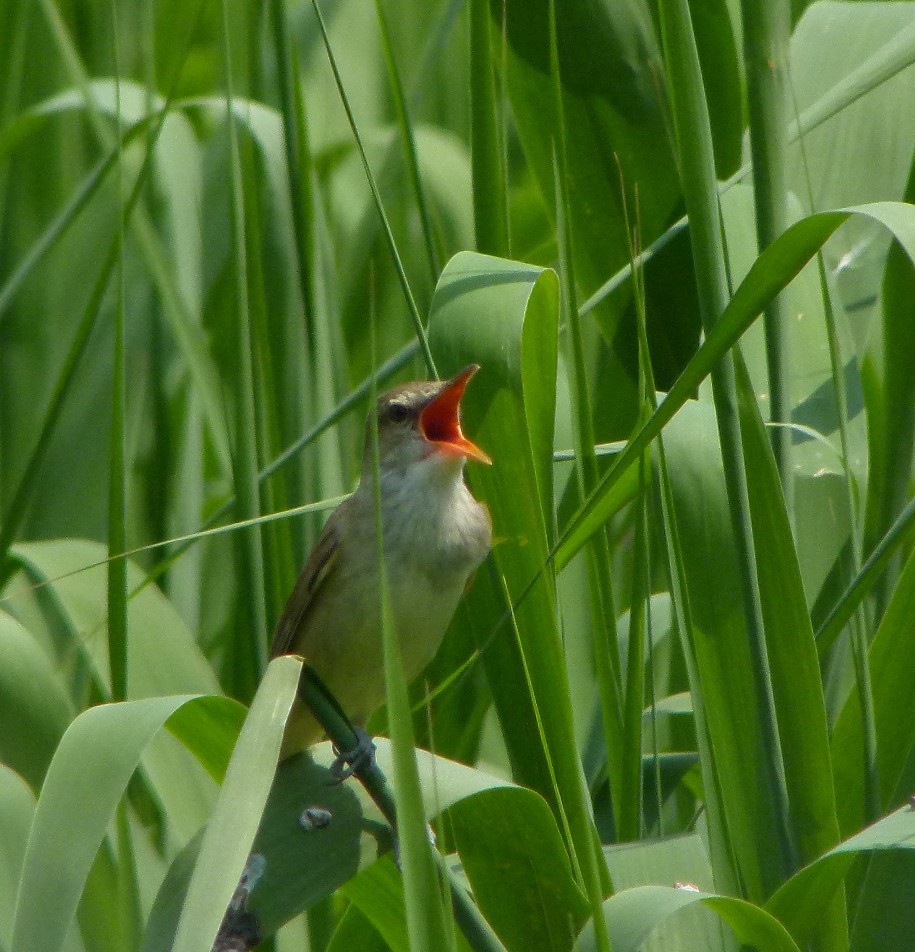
330, 727, 376, 781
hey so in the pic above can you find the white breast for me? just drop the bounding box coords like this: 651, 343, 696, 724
349, 451, 492, 680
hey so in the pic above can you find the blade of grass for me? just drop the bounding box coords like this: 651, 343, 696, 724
0, 116, 170, 571
658, 0, 796, 893
310, 0, 436, 378
788, 76, 880, 827
629, 226, 743, 894
108, 32, 138, 944
741, 0, 794, 511
547, 9, 622, 913
11, 694, 242, 952
652, 423, 742, 897
580, 17, 915, 323
171, 657, 301, 952
549, 48, 625, 845
366, 321, 454, 952
470, 0, 508, 258
733, 354, 846, 947
0, 0, 30, 243
374, 0, 441, 281
543, 1, 617, 943
37, 1, 233, 474
108, 30, 128, 706
219, 0, 269, 696
816, 495, 915, 651
267, 0, 317, 335
240, 148, 297, 626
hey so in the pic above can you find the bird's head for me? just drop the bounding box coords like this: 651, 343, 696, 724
364, 364, 492, 477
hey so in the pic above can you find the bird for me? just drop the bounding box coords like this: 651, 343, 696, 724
272, 364, 493, 761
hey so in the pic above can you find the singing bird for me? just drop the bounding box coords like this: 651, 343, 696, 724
272, 364, 493, 759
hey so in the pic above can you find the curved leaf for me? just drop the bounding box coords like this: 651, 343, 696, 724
171, 655, 301, 952
144, 738, 515, 947
11, 692, 239, 952
428, 252, 596, 862
556, 201, 915, 569
766, 805, 915, 949
575, 884, 800, 952
11, 539, 220, 698
448, 786, 589, 952
0, 612, 74, 789
0, 766, 35, 949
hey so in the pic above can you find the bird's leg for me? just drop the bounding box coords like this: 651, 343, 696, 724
330, 726, 377, 781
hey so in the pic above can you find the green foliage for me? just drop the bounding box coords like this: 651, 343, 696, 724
3, 1, 915, 950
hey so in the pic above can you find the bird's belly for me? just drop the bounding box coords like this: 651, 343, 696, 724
289, 564, 464, 740
388, 565, 465, 680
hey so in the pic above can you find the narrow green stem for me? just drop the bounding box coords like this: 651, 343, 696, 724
470, 0, 509, 258
375, 0, 441, 281
221, 0, 269, 693
310, 0, 437, 378
546, 6, 614, 949
789, 69, 881, 821
816, 495, 915, 650
742, 0, 794, 512
296, 669, 506, 952
658, 0, 799, 888
107, 38, 128, 704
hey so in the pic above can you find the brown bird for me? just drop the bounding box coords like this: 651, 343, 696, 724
272, 365, 493, 759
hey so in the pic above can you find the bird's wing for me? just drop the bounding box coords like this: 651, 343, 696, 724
270, 506, 345, 658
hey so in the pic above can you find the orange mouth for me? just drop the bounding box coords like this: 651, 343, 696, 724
419, 365, 492, 465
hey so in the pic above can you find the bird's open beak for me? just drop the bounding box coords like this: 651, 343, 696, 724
420, 365, 492, 465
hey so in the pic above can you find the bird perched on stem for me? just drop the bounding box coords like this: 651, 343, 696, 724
272, 364, 493, 760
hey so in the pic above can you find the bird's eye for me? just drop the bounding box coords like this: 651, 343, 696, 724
387, 403, 411, 424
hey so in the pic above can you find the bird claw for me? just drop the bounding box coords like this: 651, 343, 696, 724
330, 727, 376, 781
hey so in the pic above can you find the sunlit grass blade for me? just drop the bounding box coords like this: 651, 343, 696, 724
171, 656, 300, 952
0, 613, 74, 790
575, 884, 802, 952
733, 356, 847, 946
429, 252, 610, 910
108, 56, 128, 706
767, 805, 915, 950
658, 0, 797, 889
556, 201, 915, 572
11, 694, 241, 952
